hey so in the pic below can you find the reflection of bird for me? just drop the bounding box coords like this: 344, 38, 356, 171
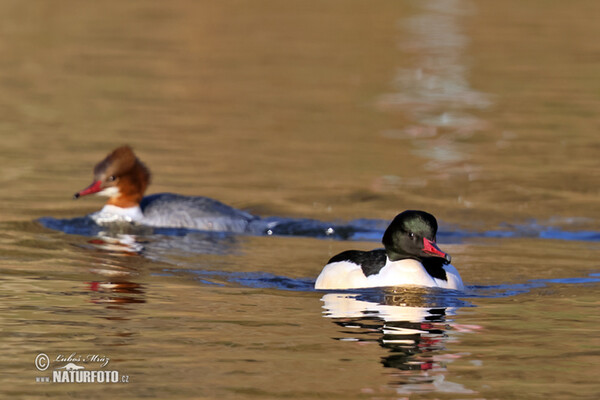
87, 278, 146, 305
321, 291, 452, 364
88, 233, 144, 254
320, 290, 458, 323
315, 210, 463, 290
73, 146, 255, 231
320, 290, 475, 394
56, 363, 85, 371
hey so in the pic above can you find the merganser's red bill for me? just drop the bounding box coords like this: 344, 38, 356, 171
73, 180, 103, 199
423, 237, 452, 264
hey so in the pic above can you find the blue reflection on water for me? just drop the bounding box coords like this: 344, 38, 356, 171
39, 213, 599, 302
38, 215, 600, 242
165, 266, 599, 300
465, 274, 600, 298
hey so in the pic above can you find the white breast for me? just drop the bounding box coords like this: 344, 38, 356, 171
315, 258, 464, 290
365, 259, 438, 288
91, 205, 144, 224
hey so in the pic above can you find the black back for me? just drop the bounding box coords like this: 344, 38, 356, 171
328, 249, 387, 277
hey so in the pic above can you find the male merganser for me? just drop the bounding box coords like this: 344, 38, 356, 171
315, 210, 464, 290
73, 146, 255, 231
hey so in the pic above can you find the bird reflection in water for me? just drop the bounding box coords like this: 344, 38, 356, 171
321, 287, 480, 395
84, 232, 147, 307
79, 226, 244, 306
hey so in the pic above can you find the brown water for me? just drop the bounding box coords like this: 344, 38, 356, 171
0, 1, 599, 399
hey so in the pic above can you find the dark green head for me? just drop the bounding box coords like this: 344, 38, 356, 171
382, 210, 451, 264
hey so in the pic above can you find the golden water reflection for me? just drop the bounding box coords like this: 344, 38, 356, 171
0, 0, 598, 398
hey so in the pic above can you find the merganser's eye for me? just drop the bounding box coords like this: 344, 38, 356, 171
107, 175, 116, 182
408, 232, 415, 239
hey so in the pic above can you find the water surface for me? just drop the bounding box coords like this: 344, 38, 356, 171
0, 1, 598, 399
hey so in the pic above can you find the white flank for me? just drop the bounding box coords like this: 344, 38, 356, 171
315, 257, 463, 290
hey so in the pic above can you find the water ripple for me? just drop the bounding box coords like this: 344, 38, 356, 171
38, 215, 600, 242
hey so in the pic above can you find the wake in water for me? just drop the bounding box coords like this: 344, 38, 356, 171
40, 212, 600, 303
161, 263, 600, 298
38, 214, 600, 242
37, 214, 387, 241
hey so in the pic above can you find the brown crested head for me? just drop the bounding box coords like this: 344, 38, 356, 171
74, 145, 151, 208
94, 146, 138, 179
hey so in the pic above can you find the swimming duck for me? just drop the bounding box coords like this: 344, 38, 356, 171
315, 210, 464, 290
73, 145, 255, 231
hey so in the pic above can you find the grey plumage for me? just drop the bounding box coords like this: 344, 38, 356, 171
140, 193, 255, 232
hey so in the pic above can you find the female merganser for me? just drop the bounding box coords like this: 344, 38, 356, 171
73, 146, 255, 231
315, 210, 464, 290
